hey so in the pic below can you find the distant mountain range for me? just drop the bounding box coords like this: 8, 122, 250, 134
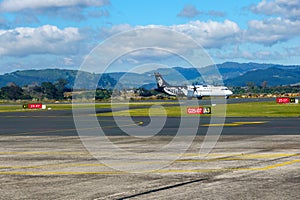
225, 67, 300, 86
0, 62, 299, 88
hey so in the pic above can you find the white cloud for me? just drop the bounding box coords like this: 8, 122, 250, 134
246, 17, 300, 45
99, 24, 133, 39
171, 20, 241, 48
0, 0, 110, 12
177, 5, 226, 19
207, 10, 226, 18
0, 17, 296, 63
100, 20, 241, 49
251, 0, 300, 19
0, 25, 83, 57
177, 5, 201, 18
245, 0, 300, 46
79, 21, 242, 73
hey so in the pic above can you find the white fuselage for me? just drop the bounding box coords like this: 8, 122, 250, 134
162, 84, 233, 98
187, 85, 233, 97
155, 72, 233, 99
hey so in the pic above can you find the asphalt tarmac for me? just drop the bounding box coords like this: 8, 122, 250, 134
0, 104, 299, 199
0, 109, 299, 136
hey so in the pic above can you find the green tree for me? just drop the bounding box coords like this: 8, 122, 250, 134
55, 79, 69, 100
41, 82, 58, 100
0, 83, 24, 100
95, 88, 112, 100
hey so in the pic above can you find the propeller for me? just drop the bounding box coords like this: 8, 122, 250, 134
192, 84, 197, 94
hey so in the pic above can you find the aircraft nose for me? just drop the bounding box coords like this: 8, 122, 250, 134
226, 90, 233, 95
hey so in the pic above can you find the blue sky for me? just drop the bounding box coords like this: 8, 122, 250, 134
0, 0, 299, 74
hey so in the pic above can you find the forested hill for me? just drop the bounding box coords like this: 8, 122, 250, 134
0, 69, 117, 89
224, 67, 300, 86
0, 62, 299, 88
0, 69, 78, 88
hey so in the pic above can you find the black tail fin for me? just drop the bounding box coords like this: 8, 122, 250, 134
154, 73, 170, 88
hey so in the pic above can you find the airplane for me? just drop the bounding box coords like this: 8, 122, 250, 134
154, 72, 233, 99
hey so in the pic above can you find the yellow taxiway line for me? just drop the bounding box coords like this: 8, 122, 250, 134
0, 158, 299, 175
0, 154, 299, 175
201, 121, 268, 127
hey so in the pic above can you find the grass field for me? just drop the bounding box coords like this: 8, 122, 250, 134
225, 102, 300, 117
96, 102, 300, 117
1, 101, 299, 117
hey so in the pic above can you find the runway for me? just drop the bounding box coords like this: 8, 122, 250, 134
0, 107, 299, 199
0, 109, 299, 136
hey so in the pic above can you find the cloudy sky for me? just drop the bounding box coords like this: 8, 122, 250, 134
0, 0, 299, 74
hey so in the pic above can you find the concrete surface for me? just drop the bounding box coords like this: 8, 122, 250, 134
0, 135, 299, 200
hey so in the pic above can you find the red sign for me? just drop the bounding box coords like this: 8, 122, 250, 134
187, 107, 203, 114
28, 103, 43, 109
276, 97, 290, 104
